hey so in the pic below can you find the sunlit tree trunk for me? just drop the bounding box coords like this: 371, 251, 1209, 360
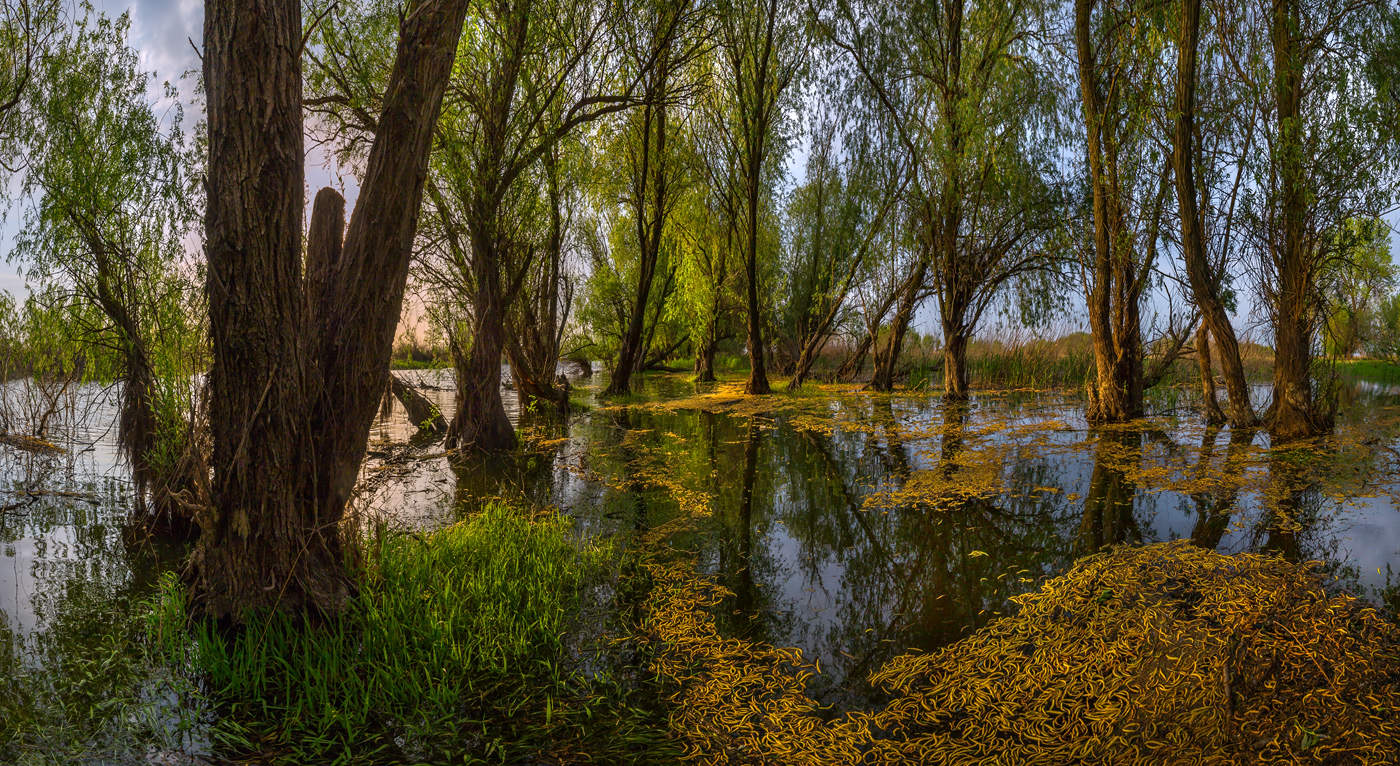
1196, 320, 1226, 426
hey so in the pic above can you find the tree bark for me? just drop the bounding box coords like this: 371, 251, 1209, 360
942, 322, 969, 400
447, 241, 518, 451
870, 259, 928, 391
195, 0, 469, 621
1075, 0, 1154, 423
1172, 0, 1256, 428
1196, 319, 1226, 426
1267, 0, 1325, 443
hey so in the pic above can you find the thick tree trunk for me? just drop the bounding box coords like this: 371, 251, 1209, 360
696, 333, 718, 382
942, 324, 969, 400
447, 280, 517, 451
1173, 0, 1256, 429
1196, 320, 1226, 426
195, 0, 469, 621
1267, 0, 1325, 443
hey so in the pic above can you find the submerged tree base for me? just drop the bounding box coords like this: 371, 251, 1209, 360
644, 541, 1400, 764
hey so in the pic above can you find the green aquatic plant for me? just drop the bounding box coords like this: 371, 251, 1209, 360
154, 503, 676, 764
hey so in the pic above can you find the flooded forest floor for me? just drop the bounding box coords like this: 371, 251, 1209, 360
4, 368, 1400, 763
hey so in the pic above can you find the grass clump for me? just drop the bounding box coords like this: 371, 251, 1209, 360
646, 541, 1400, 764
154, 503, 675, 764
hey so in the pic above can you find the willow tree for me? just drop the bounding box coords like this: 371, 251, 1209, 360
11, 9, 202, 525
418, 0, 678, 450
1169, 0, 1256, 428
1227, 0, 1396, 441
713, 0, 804, 395
779, 111, 903, 390
196, 0, 469, 620
601, 0, 708, 395
673, 101, 740, 382
815, 0, 1060, 397
1073, 0, 1172, 423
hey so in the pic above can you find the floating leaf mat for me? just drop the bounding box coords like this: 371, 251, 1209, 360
644, 541, 1400, 764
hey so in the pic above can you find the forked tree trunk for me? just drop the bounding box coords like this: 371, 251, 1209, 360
195, 0, 469, 621
1076, 0, 1153, 424
870, 260, 928, 392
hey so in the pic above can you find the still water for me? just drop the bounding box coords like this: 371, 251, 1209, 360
3, 370, 1399, 759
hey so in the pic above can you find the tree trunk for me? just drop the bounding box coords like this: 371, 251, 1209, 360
447, 264, 517, 451
1173, 0, 1256, 428
1196, 320, 1226, 426
1076, 0, 1150, 424
942, 324, 969, 400
1267, 0, 1325, 443
870, 259, 928, 391
839, 330, 872, 382
742, 224, 770, 394
389, 374, 446, 433
195, 0, 469, 621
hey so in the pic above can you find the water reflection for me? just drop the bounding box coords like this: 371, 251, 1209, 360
429, 374, 1400, 708
3, 367, 1400, 753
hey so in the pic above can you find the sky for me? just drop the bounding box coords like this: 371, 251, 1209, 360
3, 0, 1398, 347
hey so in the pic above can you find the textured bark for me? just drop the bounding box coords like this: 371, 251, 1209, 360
1196, 320, 1226, 426
1266, 0, 1325, 443
942, 324, 969, 400
1172, 0, 1256, 428
195, 0, 469, 621
446, 246, 517, 451
1075, 0, 1157, 423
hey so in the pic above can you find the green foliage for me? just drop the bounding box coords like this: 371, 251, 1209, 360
1319, 217, 1396, 358
156, 504, 675, 764
5, 4, 205, 466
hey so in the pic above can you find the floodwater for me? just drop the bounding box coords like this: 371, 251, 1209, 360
3, 369, 1400, 759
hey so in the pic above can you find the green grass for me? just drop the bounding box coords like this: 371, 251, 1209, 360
1334, 358, 1400, 386
389, 356, 450, 370
152, 504, 676, 764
